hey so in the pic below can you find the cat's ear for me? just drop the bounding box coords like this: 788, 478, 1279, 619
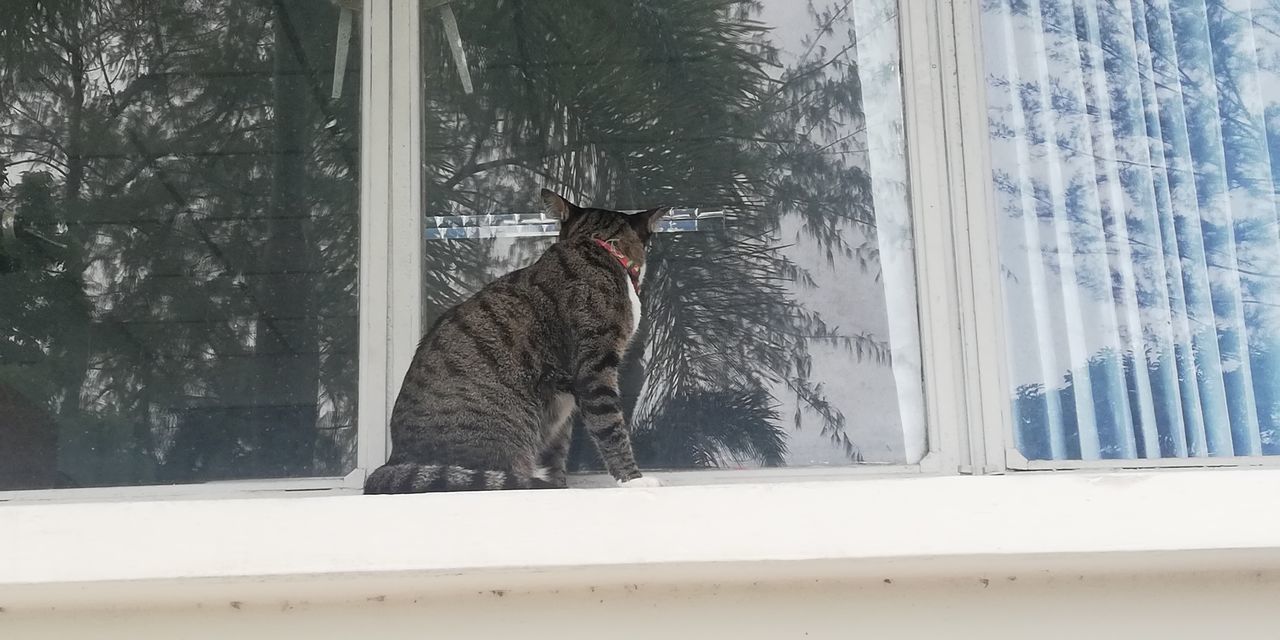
540, 189, 580, 222
629, 206, 671, 240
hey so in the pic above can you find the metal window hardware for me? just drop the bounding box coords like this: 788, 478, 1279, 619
424, 208, 729, 240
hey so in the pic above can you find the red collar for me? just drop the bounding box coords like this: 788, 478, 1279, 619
593, 238, 641, 294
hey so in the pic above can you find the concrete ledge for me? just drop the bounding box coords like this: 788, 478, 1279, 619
3, 469, 1280, 611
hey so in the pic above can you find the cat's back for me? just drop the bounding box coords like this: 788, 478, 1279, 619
468, 243, 581, 327
408, 246, 578, 377
459, 240, 603, 320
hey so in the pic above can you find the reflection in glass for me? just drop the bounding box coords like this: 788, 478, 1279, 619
984, 0, 1280, 460
0, 0, 360, 489
417, 0, 924, 469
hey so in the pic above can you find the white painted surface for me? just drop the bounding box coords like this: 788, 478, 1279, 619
355, 0, 393, 473
4, 469, 1280, 636
386, 0, 424, 428
3, 468, 1280, 614
4, 570, 1279, 640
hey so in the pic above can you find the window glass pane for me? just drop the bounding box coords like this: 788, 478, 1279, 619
982, 0, 1280, 460
417, 0, 924, 470
0, 0, 361, 489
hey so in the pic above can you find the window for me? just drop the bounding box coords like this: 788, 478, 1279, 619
414, 0, 925, 471
0, 0, 361, 490
982, 0, 1280, 464
7, 0, 1275, 499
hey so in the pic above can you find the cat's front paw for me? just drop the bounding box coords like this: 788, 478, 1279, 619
617, 476, 663, 488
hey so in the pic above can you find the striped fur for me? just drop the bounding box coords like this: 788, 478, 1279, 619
363, 462, 555, 493
363, 189, 669, 494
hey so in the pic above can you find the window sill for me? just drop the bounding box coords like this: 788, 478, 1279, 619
3, 468, 1280, 612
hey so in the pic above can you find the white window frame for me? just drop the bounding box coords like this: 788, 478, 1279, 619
354, 0, 978, 486
357, 0, 423, 481
6, 0, 1278, 507
384, 0, 972, 481
0, 0, 1012, 504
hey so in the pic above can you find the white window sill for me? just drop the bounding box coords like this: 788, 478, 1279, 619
3, 468, 1280, 612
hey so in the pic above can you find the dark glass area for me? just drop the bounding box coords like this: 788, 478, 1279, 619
0, 0, 360, 489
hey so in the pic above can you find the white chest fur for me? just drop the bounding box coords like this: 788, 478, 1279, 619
624, 279, 642, 336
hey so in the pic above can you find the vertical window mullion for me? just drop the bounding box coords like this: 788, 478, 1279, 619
356, 0, 399, 477
900, 0, 978, 474
943, 0, 1027, 473
386, 0, 425, 455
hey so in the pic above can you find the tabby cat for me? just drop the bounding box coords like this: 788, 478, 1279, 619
363, 189, 669, 493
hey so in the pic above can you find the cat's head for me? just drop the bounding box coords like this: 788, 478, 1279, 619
541, 189, 670, 271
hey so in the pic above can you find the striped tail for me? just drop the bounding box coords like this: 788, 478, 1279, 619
363, 462, 554, 494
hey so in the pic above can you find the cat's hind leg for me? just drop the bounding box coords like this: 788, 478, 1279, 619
537, 392, 576, 488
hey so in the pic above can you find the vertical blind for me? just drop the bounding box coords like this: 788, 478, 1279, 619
982, 0, 1280, 460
